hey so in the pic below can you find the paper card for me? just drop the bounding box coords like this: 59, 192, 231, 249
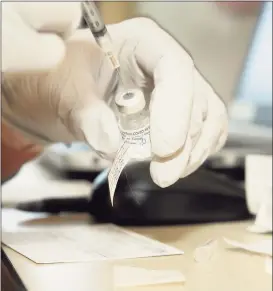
2, 210, 183, 264
224, 237, 272, 256
114, 266, 185, 287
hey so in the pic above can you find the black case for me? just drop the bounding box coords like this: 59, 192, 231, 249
89, 161, 251, 226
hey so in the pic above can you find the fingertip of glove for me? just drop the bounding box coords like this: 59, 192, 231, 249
150, 161, 180, 188
150, 138, 193, 188
77, 101, 121, 156
151, 140, 182, 159
100, 104, 122, 151
150, 105, 189, 158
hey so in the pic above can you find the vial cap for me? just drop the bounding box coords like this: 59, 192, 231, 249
115, 89, 146, 115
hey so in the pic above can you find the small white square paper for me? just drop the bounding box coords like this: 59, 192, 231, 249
224, 237, 272, 257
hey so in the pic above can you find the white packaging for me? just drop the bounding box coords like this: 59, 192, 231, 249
245, 155, 272, 233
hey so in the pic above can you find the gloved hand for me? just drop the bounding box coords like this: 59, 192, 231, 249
2, 14, 229, 187
2, 2, 122, 158
2, 2, 82, 72
108, 19, 228, 186
1, 2, 82, 175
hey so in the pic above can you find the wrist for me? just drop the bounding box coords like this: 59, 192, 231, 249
1, 121, 43, 180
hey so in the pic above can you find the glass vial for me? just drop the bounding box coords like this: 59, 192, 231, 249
115, 89, 151, 159
115, 89, 149, 131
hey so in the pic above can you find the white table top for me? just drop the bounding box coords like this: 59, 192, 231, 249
2, 213, 272, 291
2, 159, 272, 291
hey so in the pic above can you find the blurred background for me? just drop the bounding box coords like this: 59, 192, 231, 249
2, 2, 272, 205
99, 1, 262, 105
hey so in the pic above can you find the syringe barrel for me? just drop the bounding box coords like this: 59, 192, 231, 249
82, 2, 121, 72
82, 1, 107, 37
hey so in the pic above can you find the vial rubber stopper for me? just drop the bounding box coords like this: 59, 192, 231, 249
115, 89, 146, 115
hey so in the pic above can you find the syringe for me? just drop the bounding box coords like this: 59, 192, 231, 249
82, 1, 122, 76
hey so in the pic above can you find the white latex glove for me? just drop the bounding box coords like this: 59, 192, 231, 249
2, 16, 228, 187
2, 2, 120, 157
2, 2, 82, 72
2, 2, 82, 155
107, 19, 228, 186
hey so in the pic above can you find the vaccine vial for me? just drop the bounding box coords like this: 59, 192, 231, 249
115, 89, 151, 159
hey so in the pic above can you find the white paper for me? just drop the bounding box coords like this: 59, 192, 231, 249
108, 141, 131, 205
247, 186, 272, 234
245, 154, 272, 214
194, 239, 218, 263
108, 122, 151, 205
2, 212, 183, 264
245, 155, 272, 233
114, 266, 185, 287
224, 237, 272, 256
120, 124, 151, 160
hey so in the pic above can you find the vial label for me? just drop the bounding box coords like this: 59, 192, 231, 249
121, 124, 151, 159
108, 123, 152, 205
108, 141, 131, 205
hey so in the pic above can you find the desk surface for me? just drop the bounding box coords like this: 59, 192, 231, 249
2, 214, 272, 291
